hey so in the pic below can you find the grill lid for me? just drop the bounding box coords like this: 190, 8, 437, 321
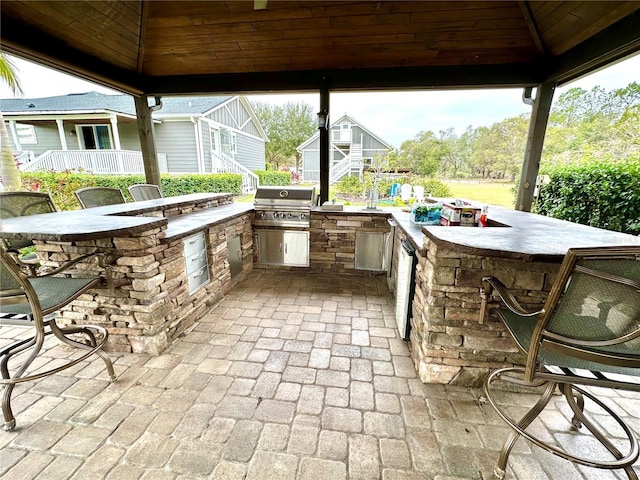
254, 186, 316, 208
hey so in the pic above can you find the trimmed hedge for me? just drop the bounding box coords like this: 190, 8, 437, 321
20, 172, 242, 211
536, 160, 640, 235
255, 170, 291, 186
336, 174, 452, 200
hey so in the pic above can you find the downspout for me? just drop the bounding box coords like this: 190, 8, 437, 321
192, 117, 204, 173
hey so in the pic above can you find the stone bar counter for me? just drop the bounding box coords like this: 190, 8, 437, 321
391, 204, 640, 386
0, 193, 254, 354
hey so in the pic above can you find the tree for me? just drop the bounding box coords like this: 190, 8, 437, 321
0, 52, 23, 190
251, 101, 316, 172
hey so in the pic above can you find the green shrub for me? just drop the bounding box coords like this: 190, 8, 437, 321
256, 170, 291, 186
336, 175, 365, 197
21, 172, 242, 210
536, 159, 640, 235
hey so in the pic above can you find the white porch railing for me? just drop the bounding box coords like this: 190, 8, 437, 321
20, 150, 169, 174
14, 150, 36, 167
212, 151, 259, 195
330, 155, 352, 184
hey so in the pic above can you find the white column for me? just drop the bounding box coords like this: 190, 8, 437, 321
110, 114, 124, 172
8, 120, 21, 150
56, 119, 68, 150
110, 114, 122, 149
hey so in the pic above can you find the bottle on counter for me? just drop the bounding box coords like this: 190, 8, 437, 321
479, 206, 488, 227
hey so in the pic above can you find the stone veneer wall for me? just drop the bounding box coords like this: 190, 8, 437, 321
253, 212, 392, 273
38, 210, 253, 355
309, 212, 391, 273
409, 236, 562, 387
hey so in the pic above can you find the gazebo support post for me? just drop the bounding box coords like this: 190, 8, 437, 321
134, 95, 162, 188
516, 81, 555, 212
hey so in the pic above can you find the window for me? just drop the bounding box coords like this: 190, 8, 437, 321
78, 125, 112, 150
230, 132, 237, 154
16, 124, 37, 144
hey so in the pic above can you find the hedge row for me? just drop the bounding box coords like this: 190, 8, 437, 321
536, 160, 640, 235
336, 174, 452, 200
255, 170, 291, 186
20, 172, 242, 211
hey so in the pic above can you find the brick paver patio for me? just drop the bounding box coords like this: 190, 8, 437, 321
1, 271, 638, 479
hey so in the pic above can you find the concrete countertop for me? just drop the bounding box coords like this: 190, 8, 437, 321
162, 203, 254, 242
2, 195, 639, 260
0, 193, 232, 242
313, 203, 640, 261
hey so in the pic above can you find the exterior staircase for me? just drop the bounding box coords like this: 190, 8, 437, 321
212, 151, 259, 195
329, 144, 364, 184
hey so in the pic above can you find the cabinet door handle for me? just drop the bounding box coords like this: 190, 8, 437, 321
284, 243, 288, 254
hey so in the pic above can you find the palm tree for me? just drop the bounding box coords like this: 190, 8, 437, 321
0, 52, 24, 190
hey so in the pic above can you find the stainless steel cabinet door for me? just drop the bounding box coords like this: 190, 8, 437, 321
355, 231, 388, 271
283, 231, 309, 267
258, 230, 284, 265
228, 236, 242, 278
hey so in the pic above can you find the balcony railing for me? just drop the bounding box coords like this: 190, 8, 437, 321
20, 150, 169, 174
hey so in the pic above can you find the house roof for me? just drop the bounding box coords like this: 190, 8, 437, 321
1, 2, 638, 96
297, 114, 393, 151
0, 91, 232, 117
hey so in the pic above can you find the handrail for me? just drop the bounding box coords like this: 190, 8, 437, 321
20, 150, 168, 174
211, 151, 258, 194
330, 154, 352, 184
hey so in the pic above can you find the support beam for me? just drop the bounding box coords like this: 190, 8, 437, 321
516, 81, 555, 212
134, 95, 161, 187
319, 82, 330, 205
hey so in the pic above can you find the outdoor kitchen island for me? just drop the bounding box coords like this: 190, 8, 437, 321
2, 196, 639, 388
0, 193, 255, 354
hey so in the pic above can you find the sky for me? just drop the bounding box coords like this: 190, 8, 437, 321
1, 53, 638, 148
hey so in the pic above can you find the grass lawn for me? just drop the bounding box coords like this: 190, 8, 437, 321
444, 181, 515, 208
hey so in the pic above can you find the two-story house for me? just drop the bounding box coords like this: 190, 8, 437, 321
1, 92, 268, 193
296, 114, 392, 184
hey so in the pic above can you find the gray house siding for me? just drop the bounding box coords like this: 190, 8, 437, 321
207, 98, 262, 139
235, 134, 265, 171
303, 150, 320, 181
17, 124, 62, 154
201, 122, 212, 172
154, 122, 199, 173
298, 116, 392, 182
117, 123, 142, 151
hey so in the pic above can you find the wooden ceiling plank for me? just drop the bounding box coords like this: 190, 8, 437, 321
146, 35, 218, 48
251, 16, 332, 32
84, 0, 142, 35
1, 15, 142, 94
547, 8, 640, 85
328, 12, 412, 27
391, 1, 515, 14
137, 0, 149, 74
545, 3, 639, 55
310, 2, 395, 18
410, 5, 524, 23
517, 1, 547, 55
145, 22, 259, 39
147, 43, 241, 56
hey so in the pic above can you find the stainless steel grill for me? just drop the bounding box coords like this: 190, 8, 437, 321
253, 186, 316, 228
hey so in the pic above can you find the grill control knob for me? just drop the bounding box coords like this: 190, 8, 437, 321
299, 213, 306, 220
286, 213, 292, 218
260, 212, 266, 219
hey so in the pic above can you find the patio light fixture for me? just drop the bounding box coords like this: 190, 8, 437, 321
317, 109, 329, 130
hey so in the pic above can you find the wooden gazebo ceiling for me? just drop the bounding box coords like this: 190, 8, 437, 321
2, 1, 639, 96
